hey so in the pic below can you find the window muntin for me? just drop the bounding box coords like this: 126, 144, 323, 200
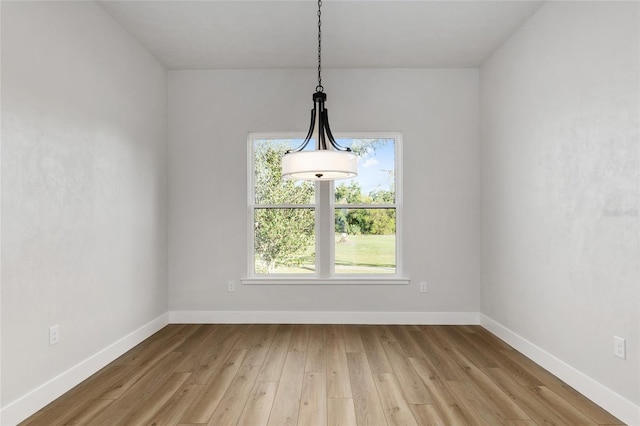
249, 134, 401, 279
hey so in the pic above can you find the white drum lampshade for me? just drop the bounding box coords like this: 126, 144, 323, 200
282, 150, 357, 181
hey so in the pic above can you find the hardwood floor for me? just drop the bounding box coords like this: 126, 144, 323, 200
22, 324, 623, 425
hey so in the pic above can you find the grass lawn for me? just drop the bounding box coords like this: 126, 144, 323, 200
335, 234, 396, 274
263, 234, 395, 274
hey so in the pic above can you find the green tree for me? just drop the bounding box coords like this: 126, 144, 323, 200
369, 209, 396, 234
349, 138, 386, 157
335, 182, 368, 234
370, 189, 395, 204
335, 181, 365, 204
254, 142, 315, 273
335, 182, 396, 236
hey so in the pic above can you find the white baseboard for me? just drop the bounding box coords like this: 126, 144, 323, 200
0, 313, 170, 426
480, 314, 640, 426
169, 310, 480, 325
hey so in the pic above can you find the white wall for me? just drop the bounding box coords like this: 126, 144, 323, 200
481, 0, 639, 410
1, 0, 168, 414
168, 69, 480, 314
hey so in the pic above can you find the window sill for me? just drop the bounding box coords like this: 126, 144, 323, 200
241, 277, 410, 285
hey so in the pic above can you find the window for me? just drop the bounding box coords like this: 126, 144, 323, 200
246, 133, 405, 284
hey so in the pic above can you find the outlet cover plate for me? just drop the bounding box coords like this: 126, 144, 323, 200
49, 325, 60, 346
614, 336, 626, 359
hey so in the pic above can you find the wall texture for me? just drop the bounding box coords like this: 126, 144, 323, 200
481, 1, 639, 406
1, 1, 168, 409
168, 69, 480, 314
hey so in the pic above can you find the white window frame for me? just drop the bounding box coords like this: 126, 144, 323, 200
243, 132, 409, 285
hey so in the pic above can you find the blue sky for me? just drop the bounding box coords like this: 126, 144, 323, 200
337, 138, 395, 195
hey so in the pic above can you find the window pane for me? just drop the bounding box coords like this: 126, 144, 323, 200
254, 208, 315, 274
334, 138, 395, 204
334, 208, 396, 274
254, 139, 315, 205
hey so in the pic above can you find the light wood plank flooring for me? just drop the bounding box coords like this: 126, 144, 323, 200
22, 324, 623, 425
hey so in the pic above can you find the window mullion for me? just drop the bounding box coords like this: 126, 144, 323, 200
316, 181, 332, 278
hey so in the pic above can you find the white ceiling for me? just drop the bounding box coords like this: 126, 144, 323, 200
98, 0, 545, 70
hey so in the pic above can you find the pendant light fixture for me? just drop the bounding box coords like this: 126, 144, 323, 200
281, 0, 358, 181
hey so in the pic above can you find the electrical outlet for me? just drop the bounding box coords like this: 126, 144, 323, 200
49, 325, 60, 346
419, 282, 427, 293
614, 336, 626, 359
227, 281, 235, 292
